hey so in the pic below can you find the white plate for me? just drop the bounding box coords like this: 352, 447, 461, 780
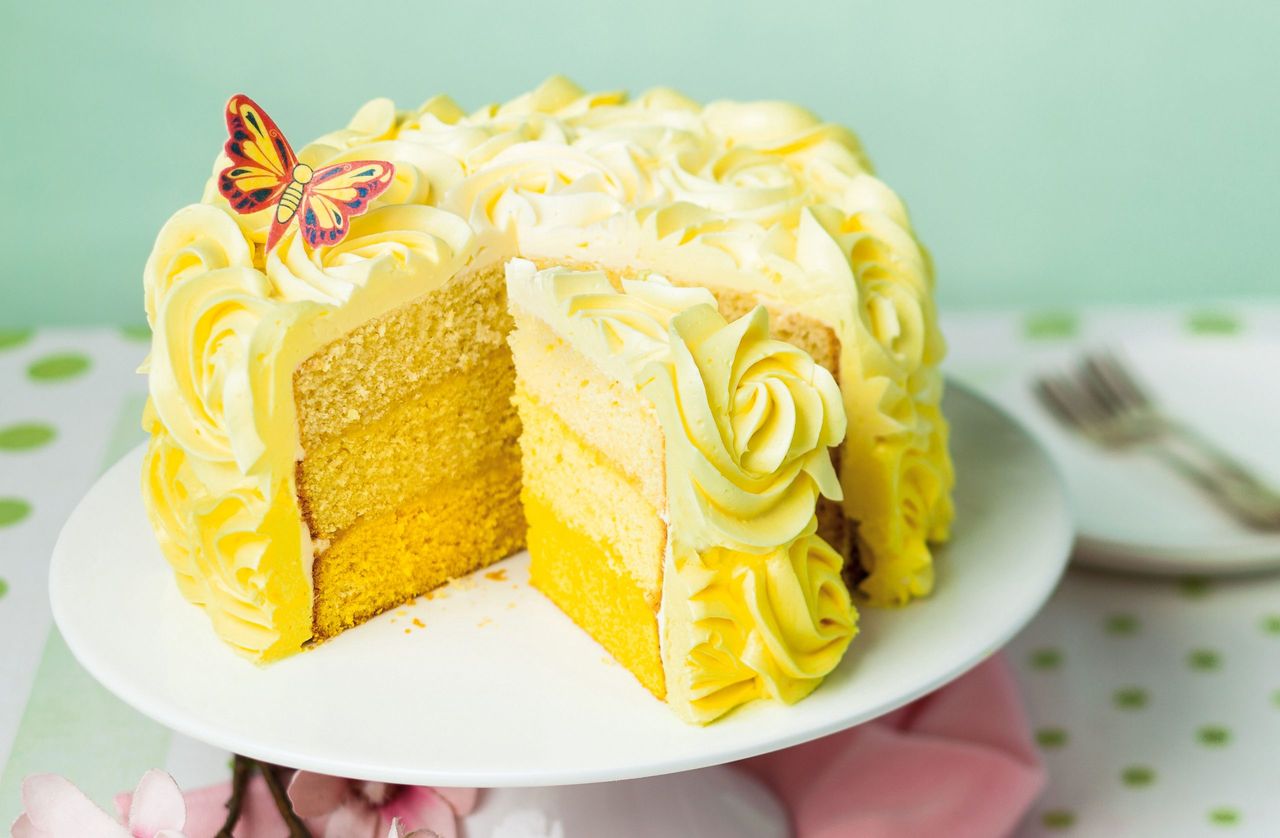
974, 335, 1280, 575
49, 384, 1071, 787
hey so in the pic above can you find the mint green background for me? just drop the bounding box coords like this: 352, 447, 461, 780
2, 0, 1277, 326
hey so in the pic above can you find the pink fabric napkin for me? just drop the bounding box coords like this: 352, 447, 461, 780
738, 654, 1045, 838
115, 654, 1041, 838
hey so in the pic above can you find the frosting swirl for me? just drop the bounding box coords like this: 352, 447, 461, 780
505, 258, 716, 382
143, 204, 254, 329
148, 266, 315, 473
266, 204, 474, 306
643, 304, 845, 552
678, 529, 857, 716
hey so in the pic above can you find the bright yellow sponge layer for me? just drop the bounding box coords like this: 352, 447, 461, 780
312, 454, 524, 639
524, 493, 665, 699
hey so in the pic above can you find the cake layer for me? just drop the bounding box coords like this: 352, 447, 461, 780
507, 314, 665, 510
513, 387, 664, 604
297, 343, 518, 538
294, 263, 511, 448
524, 493, 665, 699
311, 452, 524, 639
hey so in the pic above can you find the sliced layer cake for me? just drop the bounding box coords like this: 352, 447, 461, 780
506, 259, 857, 723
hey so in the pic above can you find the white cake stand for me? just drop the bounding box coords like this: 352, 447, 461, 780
49, 383, 1071, 787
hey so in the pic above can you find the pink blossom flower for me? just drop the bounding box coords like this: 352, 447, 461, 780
287, 772, 476, 838
11, 770, 186, 838
386, 818, 439, 838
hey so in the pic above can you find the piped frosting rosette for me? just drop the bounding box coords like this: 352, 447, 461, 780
640, 302, 855, 722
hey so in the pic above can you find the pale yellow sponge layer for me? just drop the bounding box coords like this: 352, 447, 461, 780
295, 264, 512, 445
507, 313, 665, 510
513, 388, 664, 605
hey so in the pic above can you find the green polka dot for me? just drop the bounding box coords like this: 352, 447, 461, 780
1029, 648, 1063, 670
0, 498, 31, 528
0, 422, 56, 451
1208, 807, 1240, 827
1188, 649, 1222, 671
121, 324, 151, 342
1187, 310, 1241, 336
27, 353, 90, 382
1105, 614, 1140, 636
1271, 689, 1280, 709
1025, 311, 1079, 340
1036, 727, 1068, 749
1113, 687, 1148, 710
1178, 576, 1211, 598
0, 329, 32, 351
1198, 725, 1231, 747
0, 578, 7, 599
1121, 765, 1156, 788
1042, 809, 1076, 829
1262, 614, 1280, 635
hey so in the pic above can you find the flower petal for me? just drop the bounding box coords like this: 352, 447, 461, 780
128, 770, 186, 835
389, 788, 455, 838
323, 803, 379, 838
430, 787, 478, 816
288, 771, 351, 818
19, 774, 128, 837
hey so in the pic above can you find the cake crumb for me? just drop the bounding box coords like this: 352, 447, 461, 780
403, 628, 411, 635
412, 618, 425, 629
485, 569, 508, 582
477, 618, 493, 628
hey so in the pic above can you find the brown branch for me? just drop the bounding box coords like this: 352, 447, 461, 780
214, 754, 252, 838
257, 761, 313, 838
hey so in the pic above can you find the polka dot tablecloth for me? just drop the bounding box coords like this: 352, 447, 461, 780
1, 306, 1278, 836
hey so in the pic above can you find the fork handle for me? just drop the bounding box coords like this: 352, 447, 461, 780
1147, 431, 1280, 530
1164, 419, 1280, 497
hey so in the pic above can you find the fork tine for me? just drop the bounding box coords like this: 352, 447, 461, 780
1035, 373, 1105, 432
1085, 351, 1151, 413
1077, 356, 1131, 421
1034, 378, 1078, 429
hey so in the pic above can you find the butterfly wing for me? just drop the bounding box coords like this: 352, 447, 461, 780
219, 94, 297, 215
296, 160, 396, 248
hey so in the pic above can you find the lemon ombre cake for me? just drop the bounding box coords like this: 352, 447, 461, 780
141, 77, 953, 679
506, 260, 855, 722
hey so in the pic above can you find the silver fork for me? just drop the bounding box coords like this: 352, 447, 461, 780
1034, 350, 1280, 531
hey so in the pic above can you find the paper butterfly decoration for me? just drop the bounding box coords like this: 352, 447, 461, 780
218, 94, 395, 251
